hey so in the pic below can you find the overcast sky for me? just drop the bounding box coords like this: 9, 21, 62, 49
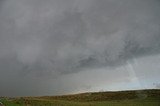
0, 0, 160, 97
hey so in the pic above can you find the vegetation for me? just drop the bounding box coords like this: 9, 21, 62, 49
0, 89, 160, 106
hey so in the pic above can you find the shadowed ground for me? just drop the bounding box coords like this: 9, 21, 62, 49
0, 89, 160, 106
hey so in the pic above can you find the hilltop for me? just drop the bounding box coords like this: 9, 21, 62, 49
0, 89, 160, 106
39, 89, 160, 101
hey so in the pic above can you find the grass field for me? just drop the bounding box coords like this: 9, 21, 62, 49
0, 89, 160, 106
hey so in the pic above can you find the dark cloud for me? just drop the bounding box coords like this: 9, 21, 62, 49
0, 0, 160, 96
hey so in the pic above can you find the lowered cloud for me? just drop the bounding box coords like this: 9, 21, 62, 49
0, 0, 160, 96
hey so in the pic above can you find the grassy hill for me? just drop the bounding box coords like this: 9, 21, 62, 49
0, 89, 160, 106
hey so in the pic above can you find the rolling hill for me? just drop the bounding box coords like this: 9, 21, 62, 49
0, 89, 160, 106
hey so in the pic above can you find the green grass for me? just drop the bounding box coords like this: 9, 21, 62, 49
0, 98, 22, 106
91, 98, 160, 106
1, 98, 160, 106
0, 89, 160, 106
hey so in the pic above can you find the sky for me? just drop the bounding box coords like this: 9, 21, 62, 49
0, 0, 160, 97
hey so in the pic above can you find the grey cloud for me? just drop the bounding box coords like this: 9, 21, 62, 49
0, 0, 160, 96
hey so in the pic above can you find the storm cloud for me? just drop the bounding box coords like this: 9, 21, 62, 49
0, 0, 160, 96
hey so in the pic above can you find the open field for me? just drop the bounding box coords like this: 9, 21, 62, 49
0, 89, 160, 106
